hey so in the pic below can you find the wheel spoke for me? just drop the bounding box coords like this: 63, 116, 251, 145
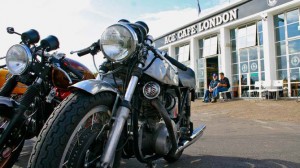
61, 106, 112, 167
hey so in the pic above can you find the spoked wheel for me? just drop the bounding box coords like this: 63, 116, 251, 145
62, 107, 113, 168
29, 92, 123, 168
0, 117, 25, 168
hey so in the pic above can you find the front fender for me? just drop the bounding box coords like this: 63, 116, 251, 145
70, 79, 118, 95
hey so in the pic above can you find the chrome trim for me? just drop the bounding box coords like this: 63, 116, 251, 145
156, 49, 178, 74
36, 77, 43, 84
143, 81, 161, 99
124, 76, 139, 101
100, 106, 130, 167
100, 63, 142, 166
177, 124, 206, 152
69, 79, 118, 95
100, 23, 139, 63
6, 44, 32, 75
144, 51, 179, 86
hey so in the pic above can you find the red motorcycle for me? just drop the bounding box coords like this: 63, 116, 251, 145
0, 27, 94, 168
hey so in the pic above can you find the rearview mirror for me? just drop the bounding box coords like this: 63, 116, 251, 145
7, 27, 15, 34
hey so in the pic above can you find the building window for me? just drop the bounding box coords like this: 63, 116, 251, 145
230, 21, 264, 98
175, 44, 190, 64
237, 24, 257, 49
203, 35, 218, 57
197, 39, 205, 97
274, 9, 300, 97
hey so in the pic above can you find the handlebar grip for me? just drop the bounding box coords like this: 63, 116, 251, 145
77, 47, 91, 57
164, 54, 188, 71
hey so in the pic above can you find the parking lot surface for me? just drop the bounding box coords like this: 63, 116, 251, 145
14, 99, 300, 168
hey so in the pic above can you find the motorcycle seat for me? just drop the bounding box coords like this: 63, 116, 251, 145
178, 68, 196, 89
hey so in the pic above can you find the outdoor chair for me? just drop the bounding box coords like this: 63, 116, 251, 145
219, 89, 232, 102
247, 81, 261, 98
267, 80, 283, 100
293, 88, 300, 102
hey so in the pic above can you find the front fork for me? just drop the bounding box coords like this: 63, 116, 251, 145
100, 63, 143, 167
0, 77, 42, 149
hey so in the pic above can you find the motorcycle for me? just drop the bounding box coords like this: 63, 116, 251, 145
0, 27, 94, 168
29, 20, 206, 168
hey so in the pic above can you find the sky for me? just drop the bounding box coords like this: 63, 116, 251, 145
0, 0, 235, 72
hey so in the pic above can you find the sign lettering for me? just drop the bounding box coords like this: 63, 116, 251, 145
164, 8, 238, 44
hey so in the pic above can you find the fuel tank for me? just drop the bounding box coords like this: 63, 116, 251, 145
0, 68, 27, 94
143, 51, 179, 86
52, 58, 95, 89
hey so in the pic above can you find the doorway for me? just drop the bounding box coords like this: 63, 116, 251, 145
206, 57, 219, 88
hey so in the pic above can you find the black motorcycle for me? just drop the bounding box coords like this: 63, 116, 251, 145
0, 27, 94, 168
29, 20, 206, 168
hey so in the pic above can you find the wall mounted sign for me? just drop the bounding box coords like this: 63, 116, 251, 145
291, 55, 300, 67
241, 63, 248, 73
250, 62, 258, 71
164, 8, 238, 45
154, 0, 293, 48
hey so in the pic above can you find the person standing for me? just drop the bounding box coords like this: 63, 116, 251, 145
211, 72, 230, 103
203, 73, 219, 103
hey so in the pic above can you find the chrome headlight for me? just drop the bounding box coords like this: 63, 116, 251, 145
100, 23, 138, 62
6, 44, 32, 75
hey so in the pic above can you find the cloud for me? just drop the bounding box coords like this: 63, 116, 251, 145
140, 8, 199, 38
139, 2, 232, 38
0, 0, 238, 71
0, 0, 106, 71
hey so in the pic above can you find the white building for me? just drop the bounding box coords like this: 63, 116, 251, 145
154, 0, 300, 98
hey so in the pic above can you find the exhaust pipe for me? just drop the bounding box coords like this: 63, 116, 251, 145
177, 124, 206, 152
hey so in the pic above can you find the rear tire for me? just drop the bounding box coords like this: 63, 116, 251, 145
28, 91, 122, 168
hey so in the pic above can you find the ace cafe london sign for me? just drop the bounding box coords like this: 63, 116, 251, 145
164, 8, 238, 45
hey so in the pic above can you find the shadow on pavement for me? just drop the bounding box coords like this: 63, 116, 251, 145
161, 154, 300, 168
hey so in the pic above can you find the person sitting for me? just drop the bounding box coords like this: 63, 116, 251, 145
203, 73, 220, 103
211, 72, 230, 103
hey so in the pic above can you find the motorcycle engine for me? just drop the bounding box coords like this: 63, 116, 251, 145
139, 120, 177, 156
139, 91, 178, 156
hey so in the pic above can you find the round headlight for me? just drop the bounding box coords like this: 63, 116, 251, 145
100, 23, 138, 62
6, 44, 32, 75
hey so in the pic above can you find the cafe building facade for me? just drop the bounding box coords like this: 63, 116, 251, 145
154, 0, 300, 98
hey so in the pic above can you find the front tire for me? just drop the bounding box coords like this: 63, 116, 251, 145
28, 91, 122, 168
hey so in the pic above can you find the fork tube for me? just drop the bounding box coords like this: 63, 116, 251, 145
100, 64, 143, 167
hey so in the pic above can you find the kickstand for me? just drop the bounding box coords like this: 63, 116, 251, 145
146, 162, 156, 168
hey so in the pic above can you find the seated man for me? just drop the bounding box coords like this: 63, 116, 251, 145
203, 73, 219, 103
211, 72, 230, 103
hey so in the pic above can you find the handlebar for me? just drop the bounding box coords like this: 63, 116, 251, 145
36, 50, 84, 81
76, 47, 91, 56
146, 44, 188, 72
164, 54, 188, 71
36, 50, 51, 57
70, 40, 100, 57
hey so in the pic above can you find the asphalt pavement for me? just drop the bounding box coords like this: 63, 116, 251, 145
13, 100, 300, 168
